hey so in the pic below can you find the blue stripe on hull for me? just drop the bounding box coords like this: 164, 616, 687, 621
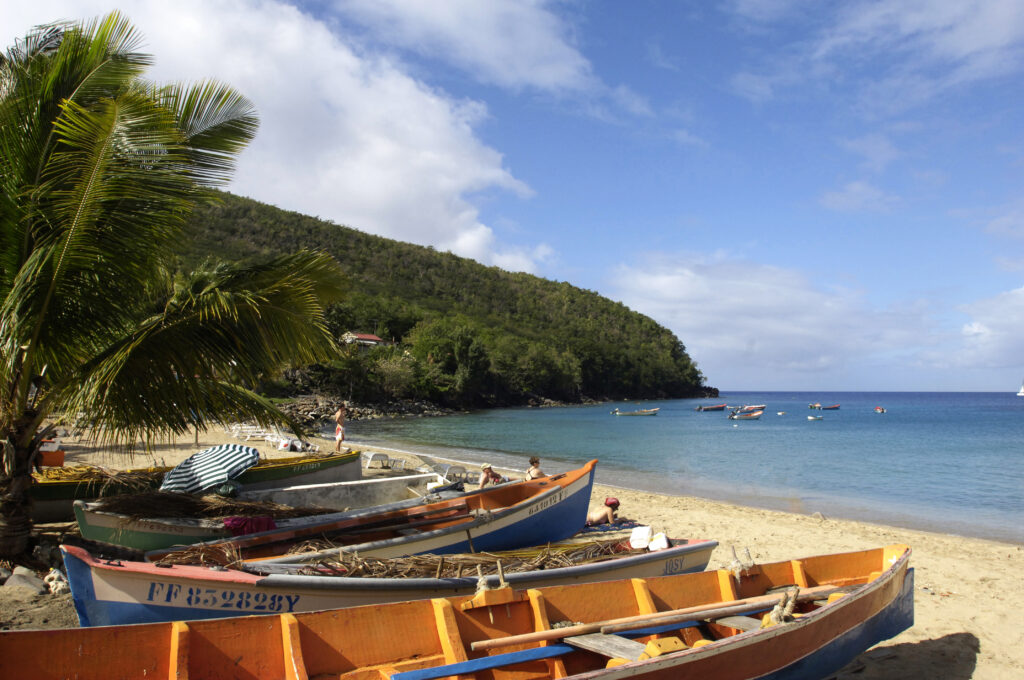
756, 568, 915, 680
421, 478, 594, 555
62, 472, 596, 628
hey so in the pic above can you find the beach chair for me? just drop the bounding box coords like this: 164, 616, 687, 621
365, 453, 390, 469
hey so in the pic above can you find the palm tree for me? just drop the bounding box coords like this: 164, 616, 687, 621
0, 13, 346, 557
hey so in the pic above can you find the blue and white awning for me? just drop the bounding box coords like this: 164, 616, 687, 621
159, 444, 260, 494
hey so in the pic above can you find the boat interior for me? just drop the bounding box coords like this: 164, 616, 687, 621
6, 545, 908, 680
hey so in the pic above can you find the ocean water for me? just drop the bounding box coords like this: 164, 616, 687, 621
344, 392, 1024, 544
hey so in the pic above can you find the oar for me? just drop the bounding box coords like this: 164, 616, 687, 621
469, 583, 844, 651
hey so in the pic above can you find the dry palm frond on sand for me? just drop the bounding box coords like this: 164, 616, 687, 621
91, 491, 339, 520
157, 538, 642, 575
278, 538, 642, 578
34, 465, 164, 494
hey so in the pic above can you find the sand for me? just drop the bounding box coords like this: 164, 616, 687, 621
5, 429, 1021, 678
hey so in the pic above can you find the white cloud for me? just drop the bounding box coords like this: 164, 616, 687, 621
332, 0, 596, 92
952, 286, 1024, 368
672, 129, 707, 147
607, 253, 929, 389
839, 133, 902, 172
820, 180, 899, 212
727, 1, 1024, 114
2, 1, 550, 272
986, 204, 1024, 238
730, 71, 776, 103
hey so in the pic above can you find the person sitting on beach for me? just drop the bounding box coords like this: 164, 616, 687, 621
587, 497, 621, 526
526, 456, 546, 479
478, 462, 504, 488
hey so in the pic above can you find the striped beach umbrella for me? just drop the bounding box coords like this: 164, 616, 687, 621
159, 444, 260, 494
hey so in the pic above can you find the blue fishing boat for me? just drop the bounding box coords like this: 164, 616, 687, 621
145, 460, 598, 565
60, 535, 718, 627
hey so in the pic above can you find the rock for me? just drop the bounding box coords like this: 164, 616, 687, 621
4, 571, 48, 595
0, 566, 11, 584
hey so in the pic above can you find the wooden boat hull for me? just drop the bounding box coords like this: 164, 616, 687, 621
146, 460, 598, 564
695, 404, 726, 411
30, 450, 361, 523
6, 545, 912, 680
612, 408, 659, 416
60, 538, 718, 627
73, 472, 448, 551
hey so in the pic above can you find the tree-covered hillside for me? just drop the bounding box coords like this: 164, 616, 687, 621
182, 193, 716, 406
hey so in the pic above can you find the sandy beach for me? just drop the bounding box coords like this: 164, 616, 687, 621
4, 429, 1021, 678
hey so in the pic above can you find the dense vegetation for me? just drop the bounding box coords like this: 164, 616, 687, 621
182, 193, 716, 407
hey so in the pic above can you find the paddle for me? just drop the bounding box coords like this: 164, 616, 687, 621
469, 583, 845, 651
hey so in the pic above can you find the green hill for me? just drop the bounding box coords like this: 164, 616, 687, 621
182, 192, 716, 407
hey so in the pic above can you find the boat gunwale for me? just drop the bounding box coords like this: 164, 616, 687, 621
565, 545, 913, 679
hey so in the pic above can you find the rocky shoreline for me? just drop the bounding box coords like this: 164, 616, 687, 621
276, 388, 717, 434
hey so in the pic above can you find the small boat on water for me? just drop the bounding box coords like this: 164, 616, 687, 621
611, 408, 660, 416
7, 544, 913, 680
809, 402, 821, 409
29, 449, 362, 522
146, 461, 598, 564
695, 403, 727, 412
61, 535, 719, 627
820, 404, 840, 410
738, 404, 765, 412
74, 471, 453, 551
807, 415, 823, 421
874, 406, 887, 414
728, 409, 763, 420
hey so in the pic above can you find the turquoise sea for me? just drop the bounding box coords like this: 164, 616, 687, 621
342, 392, 1024, 545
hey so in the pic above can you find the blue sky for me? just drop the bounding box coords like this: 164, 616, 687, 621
5, 1, 1024, 391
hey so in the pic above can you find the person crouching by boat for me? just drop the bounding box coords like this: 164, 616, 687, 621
526, 456, 546, 479
587, 497, 621, 526
478, 462, 504, 488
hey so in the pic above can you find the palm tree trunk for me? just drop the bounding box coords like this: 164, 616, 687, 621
0, 451, 34, 557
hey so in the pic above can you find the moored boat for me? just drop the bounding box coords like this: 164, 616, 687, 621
61, 535, 718, 627
611, 408, 660, 416
820, 404, 840, 410
74, 471, 452, 551
809, 402, 821, 409
807, 415, 823, 421
874, 406, 886, 414
728, 409, 763, 420
12, 544, 913, 679
695, 403, 727, 412
30, 449, 362, 523
147, 461, 598, 564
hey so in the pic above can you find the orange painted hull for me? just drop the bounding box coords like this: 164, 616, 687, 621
0, 544, 912, 679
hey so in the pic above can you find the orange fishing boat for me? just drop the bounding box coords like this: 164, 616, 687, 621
0, 544, 913, 680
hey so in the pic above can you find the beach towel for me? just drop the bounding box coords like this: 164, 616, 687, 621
223, 516, 277, 536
